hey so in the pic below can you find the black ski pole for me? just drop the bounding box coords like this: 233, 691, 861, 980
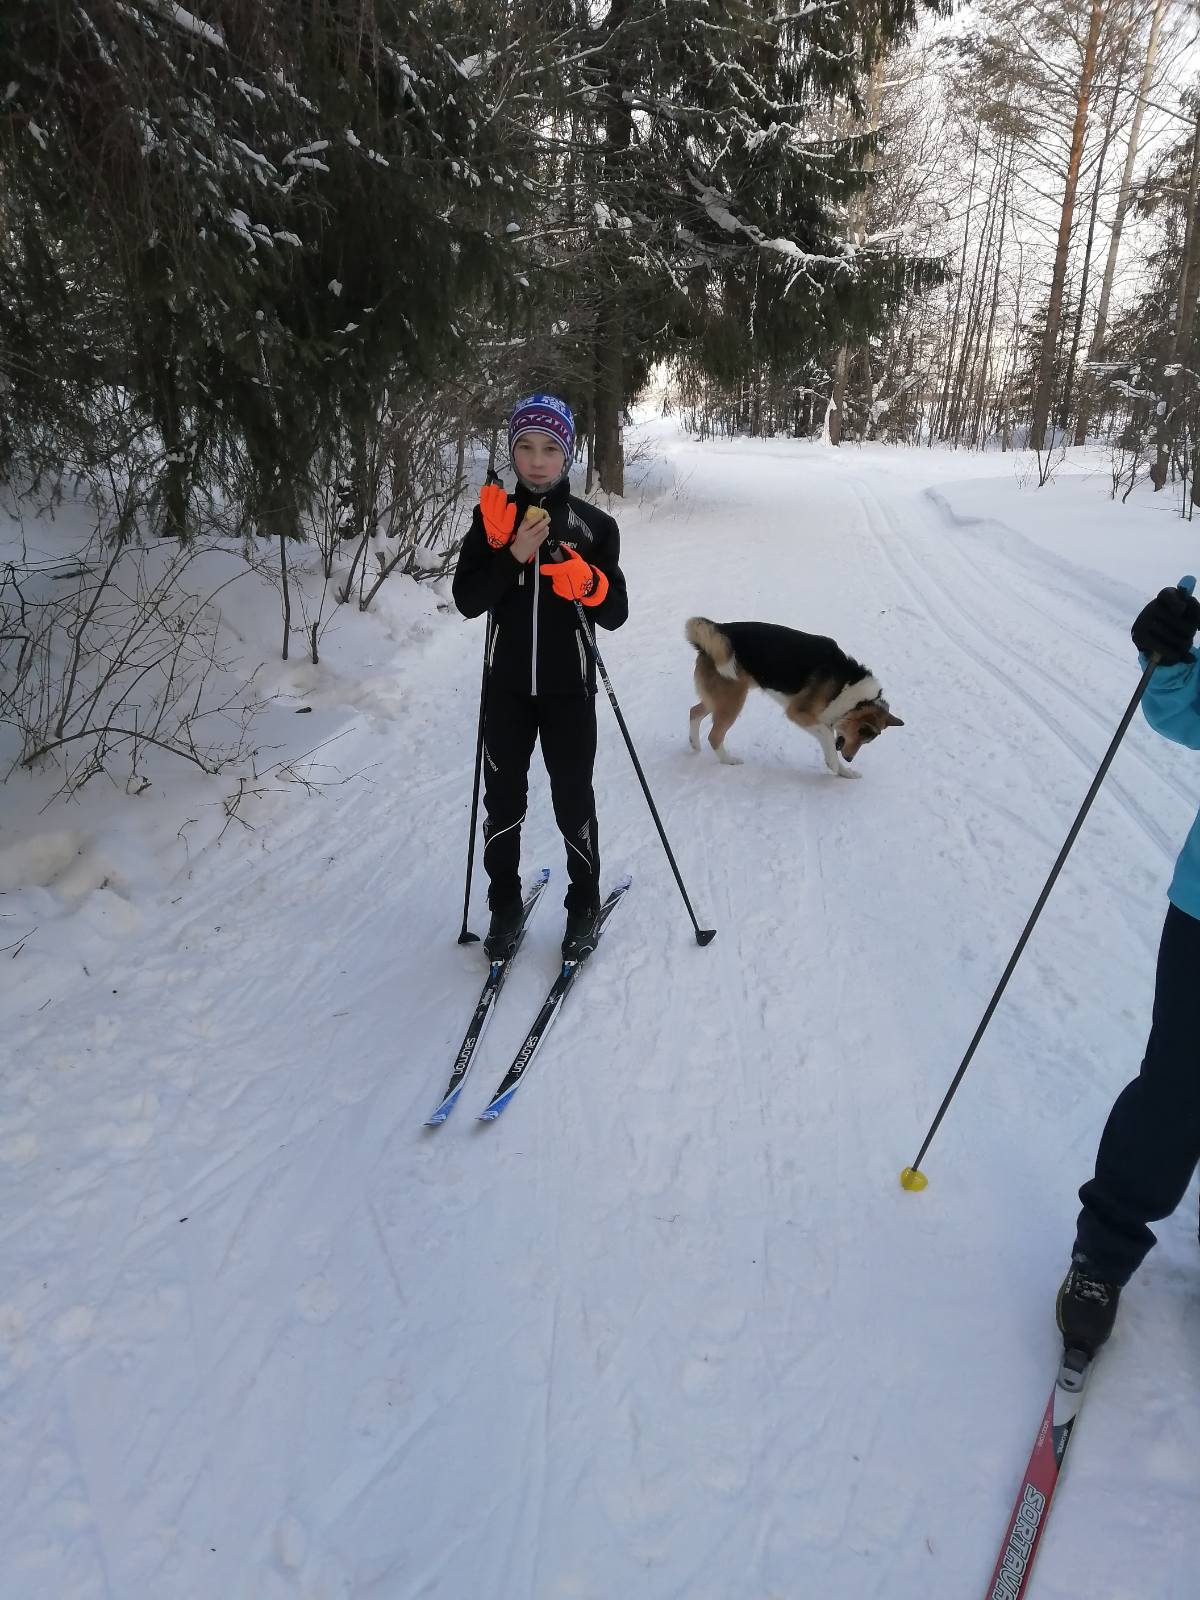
457, 613, 494, 944
900, 575, 1194, 1192
571, 596, 715, 947
456, 464, 507, 944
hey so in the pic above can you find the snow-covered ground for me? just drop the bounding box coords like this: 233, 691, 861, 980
3, 427, 1198, 1599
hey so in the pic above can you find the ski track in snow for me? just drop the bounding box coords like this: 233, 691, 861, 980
3, 434, 1199, 1598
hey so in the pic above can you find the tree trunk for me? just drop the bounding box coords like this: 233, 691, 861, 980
1060, 45, 1128, 436
997, 315, 1024, 452
1151, 112, 1200, 489
971, 142, 1014, 447
828, 346, 851, 445
1029, 0, 1104, 452
935, 123, 981, 442
278, 534, 292, 662
826, 61, 885, 449
593, 287, 625, 496
591, 0, 634, 496
1075, 0, 1169, 445
862, 345, 876, 441
949, 141, 1003, 445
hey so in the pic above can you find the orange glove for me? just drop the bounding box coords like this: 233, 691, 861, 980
479, 483, 518, 549
544, 547, 609, 607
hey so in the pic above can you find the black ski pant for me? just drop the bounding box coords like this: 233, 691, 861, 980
1074, 902, 1200, 1284
482, 687, 599, 916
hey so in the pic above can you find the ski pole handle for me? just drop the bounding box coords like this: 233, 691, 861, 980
1141, 576, 1197, 670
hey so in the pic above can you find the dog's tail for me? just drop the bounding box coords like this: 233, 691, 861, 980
685, 617, 739, 681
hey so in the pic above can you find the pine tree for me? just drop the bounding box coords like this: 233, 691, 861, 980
0, 2, 532, 532
488, 1, 948, 486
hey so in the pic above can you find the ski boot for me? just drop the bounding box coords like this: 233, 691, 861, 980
561, 902, 601, 964
1056, 1260, 1122, 1357
484, 899, 523, 962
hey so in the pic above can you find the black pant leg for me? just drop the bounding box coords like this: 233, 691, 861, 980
481, 687, 539, 910
537, 695, 600, 913
1075, 903, 1200, 1283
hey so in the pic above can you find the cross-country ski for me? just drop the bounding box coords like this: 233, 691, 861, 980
424, 868, 551, 1126
477, 877, 632, 1121
985, 1349, 1093, 1600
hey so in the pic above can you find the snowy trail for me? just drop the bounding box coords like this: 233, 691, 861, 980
4, 433, 1199, 1598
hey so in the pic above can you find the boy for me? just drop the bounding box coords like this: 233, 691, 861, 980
1058, 583, 1200, 1354
452, 394, 628, 961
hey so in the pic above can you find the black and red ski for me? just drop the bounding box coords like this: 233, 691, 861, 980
984, 1346, 1092, 1599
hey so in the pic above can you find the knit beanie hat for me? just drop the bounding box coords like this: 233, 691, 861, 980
508, 393, 575, 466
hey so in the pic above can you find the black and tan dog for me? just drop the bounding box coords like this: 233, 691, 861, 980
686, 618, 903, 778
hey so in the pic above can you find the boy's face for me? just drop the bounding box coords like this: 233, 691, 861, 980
513, 431, 567, 488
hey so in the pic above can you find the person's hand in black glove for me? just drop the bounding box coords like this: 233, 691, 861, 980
1131, 587, 1200, 665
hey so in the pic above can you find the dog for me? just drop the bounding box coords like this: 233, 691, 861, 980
686, 617, 903, 779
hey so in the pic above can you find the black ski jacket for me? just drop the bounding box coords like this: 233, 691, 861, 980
452, 477, 628, 696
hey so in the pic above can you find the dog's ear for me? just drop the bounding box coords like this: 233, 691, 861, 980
885, 713, 905, 728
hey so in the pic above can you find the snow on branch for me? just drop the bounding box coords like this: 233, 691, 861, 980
142, 2, 226, 50
270, 70, 318, 114
860, 224, 917, 248
229, 139, 276, 172
688, 174, 848, 274
773, 2, 844, 18
283, 142, 331, 173
456, 51, 497, 79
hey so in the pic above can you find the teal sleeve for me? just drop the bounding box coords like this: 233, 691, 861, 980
1140, 652, 1200, 750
